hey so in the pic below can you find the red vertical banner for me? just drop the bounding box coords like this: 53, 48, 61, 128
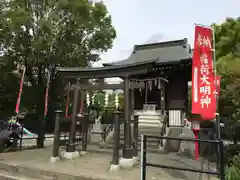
191, 25, 216, 120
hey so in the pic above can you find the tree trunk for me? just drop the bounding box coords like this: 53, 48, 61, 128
36, 65, 45, 148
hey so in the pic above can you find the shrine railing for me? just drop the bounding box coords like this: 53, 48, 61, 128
0, 120, 24, 152
140, 134, 225, 180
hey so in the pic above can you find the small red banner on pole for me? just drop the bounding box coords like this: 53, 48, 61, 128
191, 25, 216, 120
44, 85, 49, 117
215, 76, 221, 96
15, 68, 26, 114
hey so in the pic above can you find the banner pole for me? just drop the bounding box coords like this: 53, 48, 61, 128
212, 25, 222, 174
212, 26, 221, 140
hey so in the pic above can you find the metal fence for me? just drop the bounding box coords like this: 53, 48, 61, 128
140, 134, 225, 180
0, 118, 83, 152
0, 122, 24, 152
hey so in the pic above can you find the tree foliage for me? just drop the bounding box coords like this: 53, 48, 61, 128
0, 60, 19, 119
214, 17, 240, 59
214, 17, 240, 142
0, 0, 116, 117
0, 0, 116, 67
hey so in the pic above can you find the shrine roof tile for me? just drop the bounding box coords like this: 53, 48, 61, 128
103, 38, 192, 66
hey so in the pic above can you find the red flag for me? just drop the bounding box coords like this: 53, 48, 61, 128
192, 25, 216, 120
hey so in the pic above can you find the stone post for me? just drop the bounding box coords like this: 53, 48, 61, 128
109, 111, 121, 172
81, 113, 89, 153
133, 115, 139, 157
50, 110, 63, 163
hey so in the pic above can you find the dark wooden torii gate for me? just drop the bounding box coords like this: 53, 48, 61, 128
55, 58, 158, 158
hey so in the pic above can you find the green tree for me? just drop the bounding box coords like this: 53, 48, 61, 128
0, 56, 19, 119
214, 17, 240, 59
0, 0, 116, 147
214, 17, 240, 143
94, 91, 105, 107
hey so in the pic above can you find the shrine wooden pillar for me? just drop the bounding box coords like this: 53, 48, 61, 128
144, 82, 148, 104
124, 76, 131, 146
123, 76, 135, 158
130, 88, 135, 120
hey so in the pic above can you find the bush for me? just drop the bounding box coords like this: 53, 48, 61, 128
226, 153, 240, 180
226, 166, 240, 180
224, 144, 240, 165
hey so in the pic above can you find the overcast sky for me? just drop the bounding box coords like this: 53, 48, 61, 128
93, 0, 239, 67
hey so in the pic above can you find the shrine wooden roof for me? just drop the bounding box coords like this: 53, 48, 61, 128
56, 38, 192, 79
56, 58, 158, 79
103, 38, 192, 67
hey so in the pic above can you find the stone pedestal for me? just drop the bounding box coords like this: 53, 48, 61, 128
119, 157, 138, 168
61, 151, 79, 160
50, 156, 60, 163
109, 164, 120, 172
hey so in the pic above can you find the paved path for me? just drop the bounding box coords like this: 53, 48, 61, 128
0, 143, 219, 180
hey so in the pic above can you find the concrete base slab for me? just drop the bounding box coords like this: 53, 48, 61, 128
0, 145, 214, 180
61, 151, 79, 160
50, 156, 60, 163
109, 164, 120, 172
119, 157, 138, 168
